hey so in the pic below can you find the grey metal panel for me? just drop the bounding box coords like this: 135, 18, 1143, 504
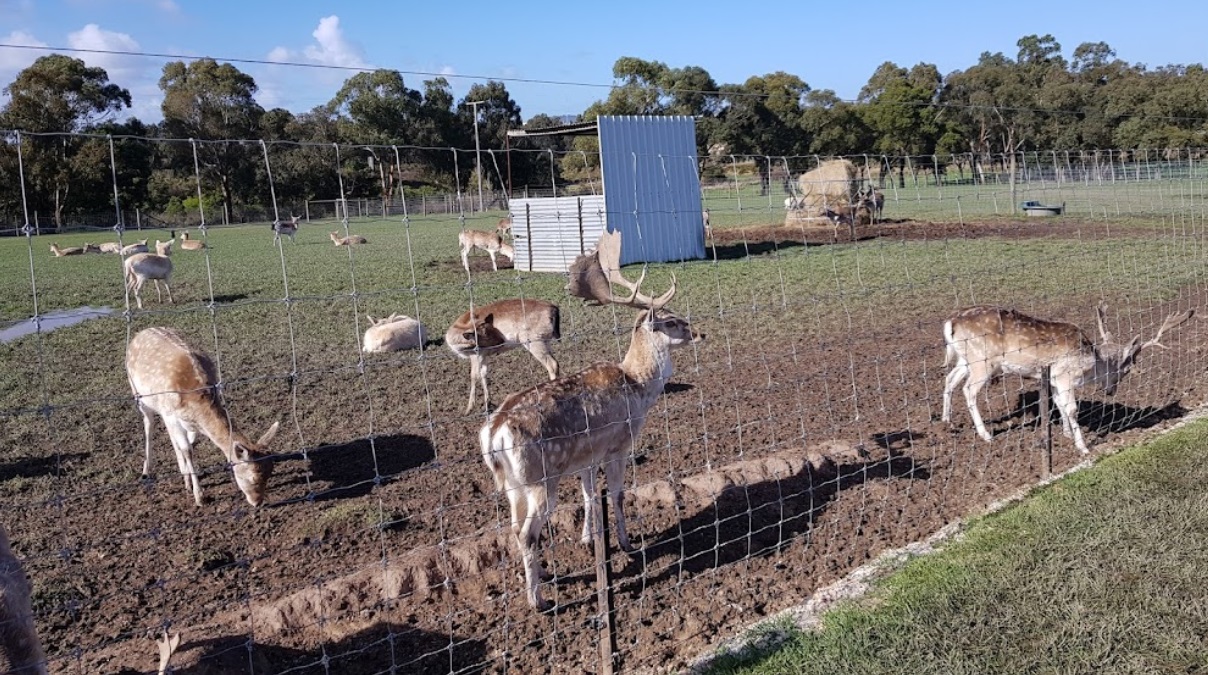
598, 115, 705, 266
509, 195, 607, 272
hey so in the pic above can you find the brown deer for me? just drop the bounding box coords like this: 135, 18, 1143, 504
481, 230, 703, 611
178, 231, 206, 251
49, 243, 84, 257
445, 299, 560, 413
273, 215, 300, 243
330, 231, 368, 246
941, 304, 1193, 454
496, 215, 513, 237
458, 229, 513, 272
123, 240, 174, 310
126, 327, 279, 506
0, 524, 47, 675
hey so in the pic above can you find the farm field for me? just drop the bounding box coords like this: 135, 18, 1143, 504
1, 206, 1207, 673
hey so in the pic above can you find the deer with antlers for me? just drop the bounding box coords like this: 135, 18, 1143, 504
445, 299, 560, 413
941, 304, 1193, 454
481, 229, 704, 611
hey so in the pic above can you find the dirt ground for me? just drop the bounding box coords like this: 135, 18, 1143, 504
8, 218, 1208, 674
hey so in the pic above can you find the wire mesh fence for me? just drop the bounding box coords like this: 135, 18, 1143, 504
1, 134, 1206, 674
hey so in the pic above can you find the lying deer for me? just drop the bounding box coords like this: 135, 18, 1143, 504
123, 241, 174, 310
445, 299, 560, 413
178, 231, 206, 251
363, 313, 427, 353
82, 243, 102, 254
481, 229, 703, 611
97, 242, 122, 254
0, 524, 47, 675
49, 243, 84, 257
273, 215, 300, 243
121, 239, 149, 256
941, 304, 1193, 454
458, 230, 513, 272
330, 231, 368, 246
126, 327, 279, 506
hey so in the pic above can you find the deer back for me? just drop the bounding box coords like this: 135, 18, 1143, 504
946, 306, 1094, 378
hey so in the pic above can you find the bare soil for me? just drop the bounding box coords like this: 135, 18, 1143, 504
8, 218, 1208, 675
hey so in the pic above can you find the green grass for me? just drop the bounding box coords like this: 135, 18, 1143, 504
701, 417, 1208, 675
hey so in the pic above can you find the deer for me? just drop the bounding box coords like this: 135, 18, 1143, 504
82, 242, 102, 254
97, 242, 122, 254
0, 524, 48, 675
126, 327, 280, 507
702, 208, 713, 240
458, 229, 513, 272
941, 304, 1194, 454
49, 243, 84, 257
123, 240, 174, 310
445, 299, 560, 414
362, 313, 427, 353
273, 215, 300, 243
496, 215, 513, 237
330, 231, 368, 246
177, 231, 206, 251
155, 630, 181, 675
121, 239, 149, 256
481, 229, 703, 611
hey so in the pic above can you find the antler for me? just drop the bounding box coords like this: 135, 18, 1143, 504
1096, 303, 1114, 343
1141, 309, 1195, 350
566, 229, 673, 309
156, 631, 181, 675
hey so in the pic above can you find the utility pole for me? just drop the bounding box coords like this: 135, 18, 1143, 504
465, 100, 486, 213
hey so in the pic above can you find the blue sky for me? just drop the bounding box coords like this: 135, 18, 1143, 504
0, 0, 1204, 124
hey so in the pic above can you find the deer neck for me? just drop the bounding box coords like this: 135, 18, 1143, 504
621, 326, 673, 392
189, 396, 250, 460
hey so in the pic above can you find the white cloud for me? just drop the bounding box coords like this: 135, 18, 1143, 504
439, 65, 457, 77
0, 30, 48, 85
302, 16, 369, 70
156, 0, 180, 13
267, 46, 291, 63
65, 25, 161, 122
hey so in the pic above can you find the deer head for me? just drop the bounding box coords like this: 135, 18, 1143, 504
566, 229, 674, 308
1093, 304, 1194, 395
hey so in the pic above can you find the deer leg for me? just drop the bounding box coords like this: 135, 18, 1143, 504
162, 280, 173, 304
941, 361, 969, 423
578, 467, 597, 545
524, 341, 560, 380
465, 355, 482, 414
460, 245, 470, 273
153, 279, 163, 304
1051, 385, 1090, 454
138, 401, 155, 477
961, 365, 995, 442
132, 278, 145, 310
164, 420, 203, 505
477, 358, 491, 411
488, 249, 498, 271
518, 483, 553, 611
604, 455, 633, 552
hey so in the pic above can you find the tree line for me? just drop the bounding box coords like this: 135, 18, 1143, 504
2, 33, 1207, 227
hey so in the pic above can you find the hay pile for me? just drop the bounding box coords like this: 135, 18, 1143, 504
786, 159, 861, 226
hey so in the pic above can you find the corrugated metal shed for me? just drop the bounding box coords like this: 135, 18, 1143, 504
510, 195, 607, 272
598, 115, 705, 266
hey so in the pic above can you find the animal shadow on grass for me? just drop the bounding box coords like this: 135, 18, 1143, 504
621, 439, 929, 588
1000, 390, 1187, 438
208, 293, 250, 304
0, 452, 89, 481
110, 622, 488, 675
286, 433, 436, 502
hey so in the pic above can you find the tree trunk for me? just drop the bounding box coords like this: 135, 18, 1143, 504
220, 174, 233, 225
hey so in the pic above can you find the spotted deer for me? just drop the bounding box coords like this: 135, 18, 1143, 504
126, 327, 279, 506
445, 299, 560, 413
0, 524, 47, 675
941, 304, 1193, 454
330, 231, 367, 246
123, 240, 174, 310
480, 229, 703, 611
273, 215, 300, 243
458, 229, 513, 272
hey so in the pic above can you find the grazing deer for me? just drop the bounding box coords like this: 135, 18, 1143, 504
702, 208, 713, 240
155, 631, 181, 675
362, 313, 427, 353
126, 327, 279, 506
121, 239, 149, 256
98, 242, 122, 254
177, 231, 206, 251
446, 299, 560, 413
941, 304, 1194, 454
273, 215, 300, 243
0, 524, 47, 675
458, 230, 513, 272
330, 231, 368, 246
49, 243, 84, 257
123, 241, 174, 310
481, 230, 703, 611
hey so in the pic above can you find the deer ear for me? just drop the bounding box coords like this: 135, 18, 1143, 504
366, 314, 377, 324
483, 313, 494, 325
256, 421, 280, 448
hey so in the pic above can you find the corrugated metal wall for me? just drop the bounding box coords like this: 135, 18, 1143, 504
598, 115, 706, 266
510, 195, 607, 272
